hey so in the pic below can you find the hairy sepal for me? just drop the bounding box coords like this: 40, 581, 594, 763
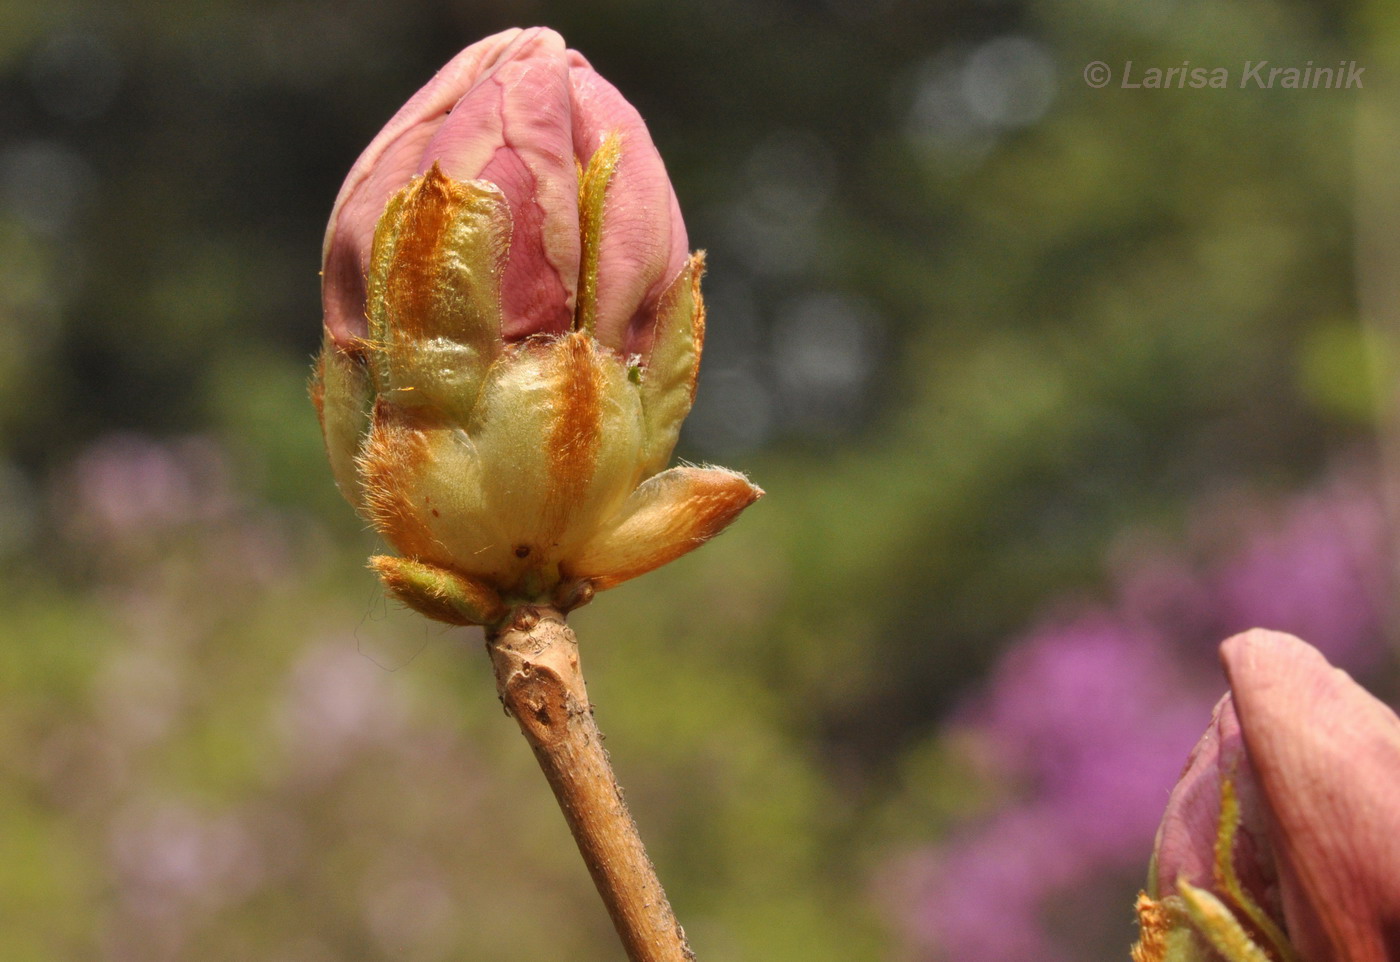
637, 253, 704, 476
567, 465, 762, 590
359, 332, 649, 597
312, 336, 373, 511
369, 555, 505, 626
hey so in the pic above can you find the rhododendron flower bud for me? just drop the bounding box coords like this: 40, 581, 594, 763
1133, 629, 1400, 962
312, 28, 761, 625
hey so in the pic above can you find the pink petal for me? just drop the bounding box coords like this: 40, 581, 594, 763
1151, 693, 1280, 915
1223, 629, 1400, 962
320, 27, 543, 345
423, 29, 578, 339
566, 51, 689, 354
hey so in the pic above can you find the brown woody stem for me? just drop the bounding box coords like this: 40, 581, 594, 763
485, 605, 695, 962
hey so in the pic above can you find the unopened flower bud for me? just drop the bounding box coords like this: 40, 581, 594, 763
312, 28, 761, 624
1134, 630, 1400, 962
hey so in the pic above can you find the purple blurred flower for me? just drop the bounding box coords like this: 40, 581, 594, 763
900, 614, 1214, 961
63, 434, 233, 544
1214, 481, 1386, 672
56, 433, 296, 597
108, 801, 268, 919
277, 641, 408, 784
981, 614, 1210, 851
902, 808, 1083, 962
894, 465, 1392, 961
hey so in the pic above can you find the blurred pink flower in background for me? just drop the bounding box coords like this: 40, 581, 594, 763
62, 434, 233, 542
1214, 487, 1387, 673
890, 464, 1392, 961
55, 432, 294, 594
277, 642, 409, 785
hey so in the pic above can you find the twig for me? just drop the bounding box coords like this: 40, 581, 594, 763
485, 605, 696, 962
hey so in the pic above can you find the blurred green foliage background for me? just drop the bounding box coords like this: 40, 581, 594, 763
0, 0, 1394, 958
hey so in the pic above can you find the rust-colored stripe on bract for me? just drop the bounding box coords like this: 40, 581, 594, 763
384, 165, 460, 340
357, 399, 442, 562
541, 331, 604, 538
